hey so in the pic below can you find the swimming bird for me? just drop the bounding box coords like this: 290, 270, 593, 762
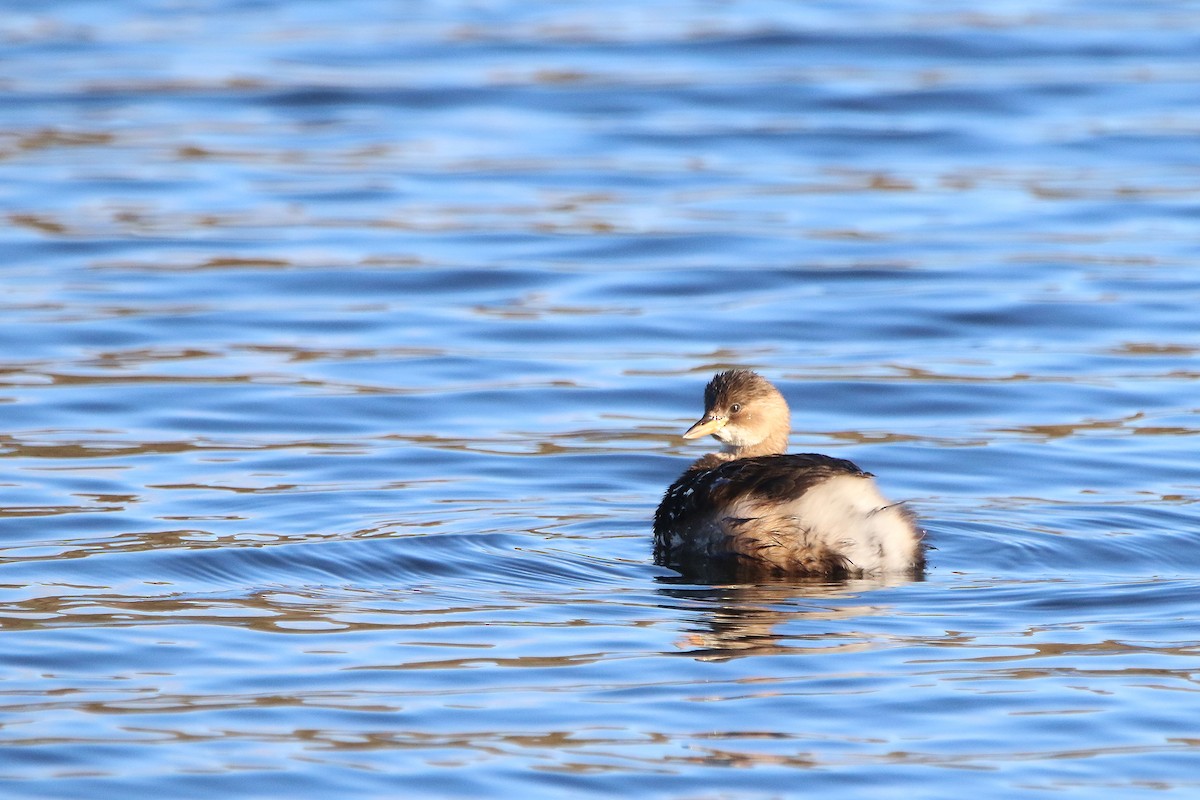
653, 369, 924, 579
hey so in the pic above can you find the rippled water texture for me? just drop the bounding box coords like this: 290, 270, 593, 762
3, 1, 1200, 797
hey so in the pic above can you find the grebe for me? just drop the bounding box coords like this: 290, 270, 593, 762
653, 370, 924, 579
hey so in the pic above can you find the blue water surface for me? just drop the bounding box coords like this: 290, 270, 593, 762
2, 1, 1200, 798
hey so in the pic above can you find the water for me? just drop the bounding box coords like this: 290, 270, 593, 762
3, 1, 1200, 797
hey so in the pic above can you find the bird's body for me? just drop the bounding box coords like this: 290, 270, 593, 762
653, 370, 924, 579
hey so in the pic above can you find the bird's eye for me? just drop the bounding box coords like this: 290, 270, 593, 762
730, 404, 741, 414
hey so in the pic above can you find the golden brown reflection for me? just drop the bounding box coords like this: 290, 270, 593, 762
656, 579, 913, 661
472, 296, 640, 320
912, 636, 1200, 674
0, 517, 457, 563
994, 411, 1200, 440
9, 213, 69, 234
0, 504, 121, 519
3, 718, 1194, 778
236, 344, 445, 363
0, 434, 363, 461
1112, 342, 1198, 356
81, 347, 221, 369
0, 586, 523, 636
11, 128, 115, 151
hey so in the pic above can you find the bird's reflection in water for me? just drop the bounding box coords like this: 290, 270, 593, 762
655, 572, 922, 661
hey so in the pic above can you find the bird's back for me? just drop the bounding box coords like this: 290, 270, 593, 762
654, 453, 922, 579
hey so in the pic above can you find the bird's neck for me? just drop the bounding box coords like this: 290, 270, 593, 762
725, 429, 789, 460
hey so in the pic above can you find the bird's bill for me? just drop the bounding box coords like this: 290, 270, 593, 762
682, 415, 726, 440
